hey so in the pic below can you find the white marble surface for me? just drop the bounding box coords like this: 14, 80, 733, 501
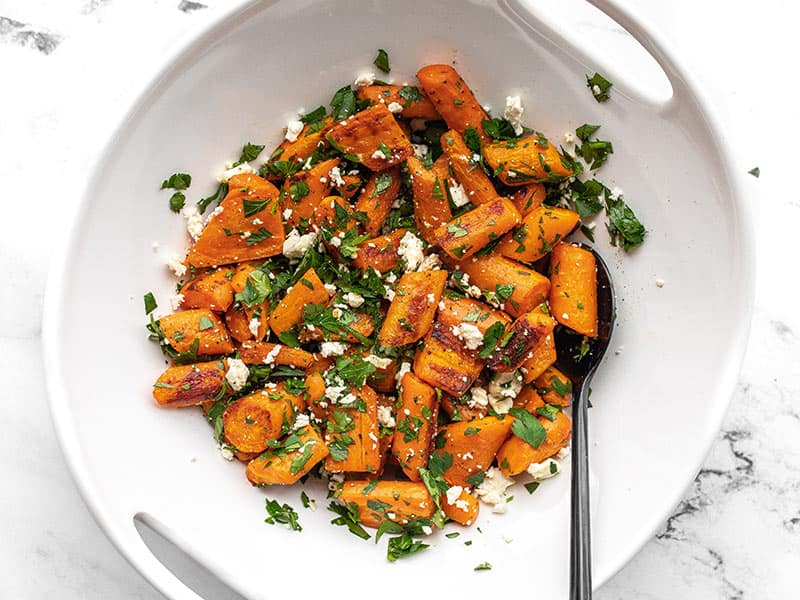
1, 0, 798, 598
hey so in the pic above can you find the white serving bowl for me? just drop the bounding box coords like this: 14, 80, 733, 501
43, 1, 754, 598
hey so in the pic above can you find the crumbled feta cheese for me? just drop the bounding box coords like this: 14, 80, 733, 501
342, 292, 364, 307
324, 384, 347, 405
489, 371, 522, 400
320, 176, 327, 184
448, 180, 471, 207
564, 131, 575, 144
182, 205, 204, 241
475, 467, 515, 513
451, 323, 483, 350
384, 271, 397, 283
655, 278, 665, 288
365, 354, 392, 369
217, 162, 257, 183
468, 386, 490, 408
282, 208, 293, 220
395, 361, 412, 384
528, 458, 561, 480
169, 293, 184, 311
384, 288, 395, 301
218, 444, 235, 461
446, 485, 464, 505
377, 405, 396, 428
438, 301, 446, 311
248, 317, 260, 338
609, 186, 624, 200
503, 534, 514, 544
466, 285, 482, 298
282, 228, 317, 260
320, 341, 348, 358
263, 345, 281, 365
412, 143, 429, 159
329, 236, 342, 248
387, 101, 403, 114
504, 95, 524, 136
427, 293, 435, 303
592, 84, 602, 97
225, 358, 250, 392
324, 283, 337, 294
339, 392, 358, 406
292, 413, 310, 431
328, 166, 346, 187
556, 446, 570, 460
417, 253, 442, 272
165, 254, 187, 278
331, 307, 343, 319
371, 149, 387, 160
285, 119, 304, 142
353, 72, 376, 88
398, 231, 425, 272
410, 118, 427, 131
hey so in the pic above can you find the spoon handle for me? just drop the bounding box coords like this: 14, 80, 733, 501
570, 383, 592, 599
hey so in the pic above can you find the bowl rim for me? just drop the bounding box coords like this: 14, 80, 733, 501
41, 0, 756, 597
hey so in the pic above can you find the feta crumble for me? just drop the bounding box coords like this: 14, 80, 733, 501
475, 467, 515, 513
248, 317, 260, 338
451, 323, 483, 350
292, 413, 310, 431
395, 361, 412, 385
342, 292, 364, 307
320, 341, 348, 357
263, 345, 281, 365
387, 101, 403, 114
412, 143, 429, 159
364, 354, 392, 369
564, 131, 575, 144
217, 162, 257, 183
504, 95, 525, 136
225, 358, 250, 392
282, 228, 317, 260
448, 180, 471, 207
282, 208, 293, 220
169, 293, 184, 311
218, 444, 235, 461
398, 231, 425, 272
527, 457, 561, 481
417, 253, 442, 272
377, 405, 396, 428
165, 254, 187, 278
353, 72, 376, 88
446, 485, 464, 505
328, 166, 346, 187
655, 278, 665, 288
284, 119, 304, 142
182, 205, 204, 241
468, 386, 490, 408
371, 149, 387, 160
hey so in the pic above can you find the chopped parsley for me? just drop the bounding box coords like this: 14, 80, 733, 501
508, 407, 547, 448
264, 498, 301, 532
161, 172, 191, 190
373, 48, 390, 73
143, 292, 157, 315
586, 72, 613, 102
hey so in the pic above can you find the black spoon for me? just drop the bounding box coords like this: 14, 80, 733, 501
553, 244, 616, 600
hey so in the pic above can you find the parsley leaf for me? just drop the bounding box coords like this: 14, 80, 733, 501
196, 182, 228, 214
373, 48, 390, 73
474, 562, 492, 571
330, 85, 357, 121
587, 72, 613, 102
264, 498, 301, 532
575, 123, 601, 142
387, 533, 429, 562
605, 193, 646, 251
235, 270, 272, 307
478, 321, 506, 359
398, 85, 420, 106
246, 227, 275, 246
524, 481, 540, 494
329, 501, 371, 540
300, 106, 326, 125
334, 355, 376, 387
508, 407, 547, 448
463, 125, 482, 153
371, 172, 393, 197
748, 166, 760, 178
198, 315, 214, 331
481, 118, 517, 141
242, 198, 271, 217
143, 292, 157, 315
236, 142, 265, 166
169, 192, 185, 213
161, 172, 191, 190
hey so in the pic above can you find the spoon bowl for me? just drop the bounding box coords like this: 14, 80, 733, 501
553, 243, 616, 600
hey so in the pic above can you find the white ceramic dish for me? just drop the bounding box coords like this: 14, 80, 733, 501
42, 0, 754, 598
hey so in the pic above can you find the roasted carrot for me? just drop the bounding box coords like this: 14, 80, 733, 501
413, 321, 484, 397
326, 104, 413, 171
520, 332, 557, 383
416, 64, 489, 139
152, 360, 226, 408
454, 254, 550, 317
186, 173, 284, 268
441, 486, 480, 526
407, 155, 452, 245
440, 129, 497, 205
224, 303, 268, 343
434, 416, 513, 487
352, 228, 406, 273
268, 116, 334, 166
246, 425, 329, 485
496, 410, 571, 476
222, 384, 302, 453
281, 158, 339, 226
392, 373, 439, 481
483, 135, 573, 185
434, 197, 520, 260
354, 167, 402, 236
239, 341, 315, 369
485, 306, 556, 372
335, 480, 434, 528
179, 269, 235, 312
378, 270, 447, 346
534, 366, 572, 407
498, 206, 580, 264
549, 242, 598, 336
268, 268, 330, 336
356, 85, 440, 119
158, 309, 233, 356
324, 385, 381, 473
435, 296, 511, 335
510, 183, 546, 216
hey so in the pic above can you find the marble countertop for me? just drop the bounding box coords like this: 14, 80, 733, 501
1, 1, 797, 598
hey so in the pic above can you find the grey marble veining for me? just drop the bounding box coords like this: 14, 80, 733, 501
1, 0, 798, 598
